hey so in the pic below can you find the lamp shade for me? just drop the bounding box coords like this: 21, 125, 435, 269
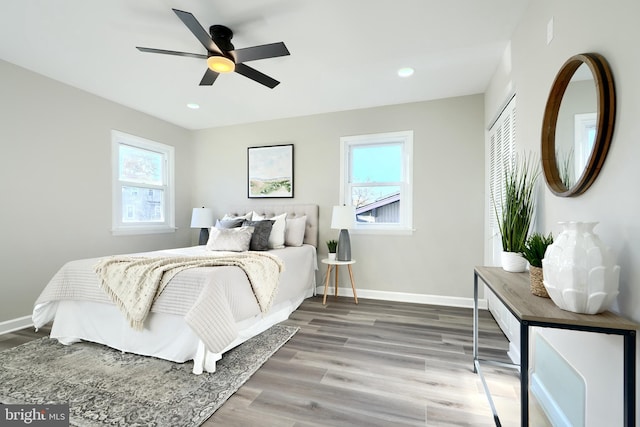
190, 208, 214, 228
331, 205, 355, 230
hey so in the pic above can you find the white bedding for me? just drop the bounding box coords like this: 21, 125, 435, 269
33, 244, 317, 374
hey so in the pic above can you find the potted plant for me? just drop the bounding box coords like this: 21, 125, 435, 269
522, 232, 554, 297
326, 240, 338, 260
494, 153, 540, 272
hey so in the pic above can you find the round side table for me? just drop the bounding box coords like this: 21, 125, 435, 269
321, 258, 358, 305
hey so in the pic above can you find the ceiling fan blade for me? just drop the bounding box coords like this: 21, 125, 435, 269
232, 42, 290, 63
199, 68, 220, 86
172, 8, 223, 55
136, 47, 207, 60
234, 63, 280, 89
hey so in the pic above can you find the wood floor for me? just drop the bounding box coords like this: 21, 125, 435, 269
1, 297, 551, 426
209, 297, 530, 427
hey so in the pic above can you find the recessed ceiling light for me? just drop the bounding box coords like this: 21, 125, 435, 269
187, 103, 200, 109
397, 67, 415, 78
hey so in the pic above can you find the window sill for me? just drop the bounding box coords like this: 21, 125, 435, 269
350, 227, 415, 236
111, 226, 177, 236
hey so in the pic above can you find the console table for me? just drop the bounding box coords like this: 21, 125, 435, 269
473, 266, 638, 426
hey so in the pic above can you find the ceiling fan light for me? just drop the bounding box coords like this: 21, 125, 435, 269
207, 55, 235, 73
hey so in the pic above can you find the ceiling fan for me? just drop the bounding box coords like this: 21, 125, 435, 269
136, 8, 290, 88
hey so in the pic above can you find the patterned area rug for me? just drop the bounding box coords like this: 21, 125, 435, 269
0, 324, 298, 427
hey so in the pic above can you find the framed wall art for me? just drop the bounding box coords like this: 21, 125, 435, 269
247, 144, 294, 198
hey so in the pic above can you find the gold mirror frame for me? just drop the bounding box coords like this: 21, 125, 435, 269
541, 53, 616, 197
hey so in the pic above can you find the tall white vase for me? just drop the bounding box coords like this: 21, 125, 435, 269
542, 222, 620, 314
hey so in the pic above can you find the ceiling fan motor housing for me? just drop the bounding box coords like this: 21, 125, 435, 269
209, 25, 234, 51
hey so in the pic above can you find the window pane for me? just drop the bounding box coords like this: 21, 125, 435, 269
351, 144, 402, 184
119, 144, 164, 185
352, 186, 400, 223
121, 186, 164, 223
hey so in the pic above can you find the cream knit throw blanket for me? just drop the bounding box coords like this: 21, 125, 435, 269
94, 252, 284, 331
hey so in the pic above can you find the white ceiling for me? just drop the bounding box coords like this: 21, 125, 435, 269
0, 0, 529, 130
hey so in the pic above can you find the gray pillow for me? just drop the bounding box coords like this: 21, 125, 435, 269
215, 218, 244, 229
243, 220, 274, 251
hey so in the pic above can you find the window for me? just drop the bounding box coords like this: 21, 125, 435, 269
488, 95, 516, 262
339, 131, 413, 234
574, 112, 596, 180
111, 130, 175, 235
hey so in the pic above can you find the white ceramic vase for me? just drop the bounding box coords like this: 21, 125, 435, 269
542, 222, 620, 314
501, 251, 527, 273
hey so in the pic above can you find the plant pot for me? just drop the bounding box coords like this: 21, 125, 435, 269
501, 251, 527, 272
328, 253, 336, 261
529, 266, 548, 298
542, 222, 620, 314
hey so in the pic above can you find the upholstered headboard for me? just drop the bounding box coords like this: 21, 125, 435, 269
225, 204, 319, 248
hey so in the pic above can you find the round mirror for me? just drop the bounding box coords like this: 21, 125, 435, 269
541, 53, 616, 197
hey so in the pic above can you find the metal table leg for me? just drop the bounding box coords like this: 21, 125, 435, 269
520, 321, 529, 426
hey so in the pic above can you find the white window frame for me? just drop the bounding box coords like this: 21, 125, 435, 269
339, 130, 413, 235
111, 130, 175, 236
574, 112, 597, 177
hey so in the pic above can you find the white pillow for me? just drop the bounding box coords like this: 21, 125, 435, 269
222, 212, 253, 221
206, 226, 254, 252
285, 215, 307, 246
252, 212, 286, 249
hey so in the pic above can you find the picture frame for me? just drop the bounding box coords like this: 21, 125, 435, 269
247, 144, 294, 198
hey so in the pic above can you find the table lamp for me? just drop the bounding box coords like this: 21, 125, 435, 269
331, 205, 356, 261
191, 207, 214, 245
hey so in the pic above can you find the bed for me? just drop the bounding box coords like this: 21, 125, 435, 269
32, 204, 318, 374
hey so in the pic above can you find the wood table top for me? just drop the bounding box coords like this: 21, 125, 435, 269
475, 266, 639, 331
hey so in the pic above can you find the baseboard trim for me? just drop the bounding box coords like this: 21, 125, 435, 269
314, 286, 488, 310
531, 372, 572, 427
507, 341, 521, 365
0, 315, 33, 335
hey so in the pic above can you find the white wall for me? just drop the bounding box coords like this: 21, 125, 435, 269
191, 95, 486, 300
485, 1, 640, 424
0, 60, 195, 322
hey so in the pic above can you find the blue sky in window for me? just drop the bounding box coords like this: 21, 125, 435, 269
351, 144, 401, 183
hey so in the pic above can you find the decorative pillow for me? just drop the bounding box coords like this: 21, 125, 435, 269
285, 215, 307, 247
215, 218, 244, 229
206, 226, 254, 252
242, 220, 274, 251
222, 212, 253, 221
252, 212, 286, 249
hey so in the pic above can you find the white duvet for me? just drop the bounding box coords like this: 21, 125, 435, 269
33, 245, 317, 373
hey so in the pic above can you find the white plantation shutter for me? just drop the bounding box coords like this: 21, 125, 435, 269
488, 96, 516, 252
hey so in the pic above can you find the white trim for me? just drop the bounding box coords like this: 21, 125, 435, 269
111, 225, 177, 236
111, 130, 176, 236
349, 227, 415, 236
314, 285, 488, 309
0, 315, 33, 335
531, 372, 573, 427
507, 341, 521, 365
487, 92, 516, 131
339, 130, 414, 234
574, 112, 597, 177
